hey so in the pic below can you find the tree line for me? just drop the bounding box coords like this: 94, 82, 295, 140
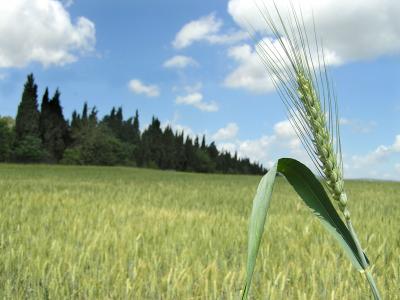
0, 74, 266, 175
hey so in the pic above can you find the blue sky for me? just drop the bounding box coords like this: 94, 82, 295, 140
0, 0, 399, 180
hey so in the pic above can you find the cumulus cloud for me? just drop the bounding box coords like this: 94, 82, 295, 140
161, 115, 208, 140
0, 0, 95, 68
172, 13, 247, 49
169, 118, 400, 180
175, 92, 218, 112
212, 123, 239, 141
228, 0, 400, 64
162, 122, 196, 139
351, 135, 400, 167
62, 0, 74, 7
224, 33, 341, 93
339, 118, 377, 134
163, 55, 198, 69
218, 122, 400, 180
346, 134, 400, 179
212, 119, 309, 167
224, 44, 273, 93
224, 0, 400, 93
128, 79, 160, 98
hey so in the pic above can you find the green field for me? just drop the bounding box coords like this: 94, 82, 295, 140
0, 164, 399, 299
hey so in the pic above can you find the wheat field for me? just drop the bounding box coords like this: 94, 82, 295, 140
0, 164, 399, 299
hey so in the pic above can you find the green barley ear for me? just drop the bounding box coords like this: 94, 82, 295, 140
243, 1, 381, 299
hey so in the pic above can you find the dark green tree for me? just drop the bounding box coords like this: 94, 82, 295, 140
9, 74, 267, 173
0, 116, 14, 161
13, 135, 45, 162
63, 104, 130, 166
194, 136, 200, 149
14, 74, 45, 162
201, 135, 206, 150
138, 117, 164, 168
39, 89, 68, 161
184, 136, 195, 171
82, 102, 88, 121
132, 110, 140, 146
15, 74, 40, 140
174, 131, 186, 171
160, 126, 176, 169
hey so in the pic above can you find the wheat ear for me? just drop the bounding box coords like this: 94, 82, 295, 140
252, 2, 381, 298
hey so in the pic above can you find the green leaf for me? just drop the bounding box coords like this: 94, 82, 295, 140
242, 162, 278, 300
242, 158, 368, 299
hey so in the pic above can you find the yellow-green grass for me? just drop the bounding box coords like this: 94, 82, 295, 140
0, 164, 398, 299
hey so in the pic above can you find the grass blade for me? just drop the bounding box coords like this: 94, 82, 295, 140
277, 158, 368, 269
242, 162, 278, 300
242, 157, 369, 299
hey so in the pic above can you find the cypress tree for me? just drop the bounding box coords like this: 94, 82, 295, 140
50, 89, 68, 161
39, 89, 68, 161
132, 110, 140, 145
201, 135, 206, 150
39, 87, 51, 147
11, 74, 267, 173
174, 131, 186, 171
184, 136, 195, 171
71, 110, 80, 131
81, 102, 88, 127
15, 73, 40, 140
88, 107, 98, 126
161, 126, 176, 169
194, 136, 200, 149
116, 107, 123, 135
13, 74, 46, 162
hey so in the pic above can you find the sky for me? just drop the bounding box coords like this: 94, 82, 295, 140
0, 0, 399, 180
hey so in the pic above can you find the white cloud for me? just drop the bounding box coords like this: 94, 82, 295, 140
173, 13, 247, 49
161, 117, 208, 141
211, 119, 309, 167
347, 134, 400, 179
62, 0, 74, 7
339, 118, 377, 134
184, 82, 202, 93
175, 92, 218, 112
163, 122, 196, 139
228, 0, 400, 64
224, 0, 400, 93
209, 119, 400, 180
224, 44, 273, 93
212, 123, 239, 141
217, 142, 237, 153
0, 0, 95, 68
163, 55, 198, 69
393, 135, 400, 151
172, 82, 203, 94
395, 164, 400, 174
224, 33, 341, 93
128, 79, 160, 98
351, 135, 400, 167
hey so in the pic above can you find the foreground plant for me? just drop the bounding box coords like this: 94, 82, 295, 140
242, 2, 381, 299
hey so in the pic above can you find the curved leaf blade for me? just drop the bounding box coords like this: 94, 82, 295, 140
277, 158, 368, 269
242, 158, 368, 299
242, 162, 278, 300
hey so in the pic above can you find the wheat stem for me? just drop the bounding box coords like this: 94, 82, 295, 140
347, 219, 381, 300
366, 269, 382, 300
252, 2, 382, 298
296, 50, 382, 300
